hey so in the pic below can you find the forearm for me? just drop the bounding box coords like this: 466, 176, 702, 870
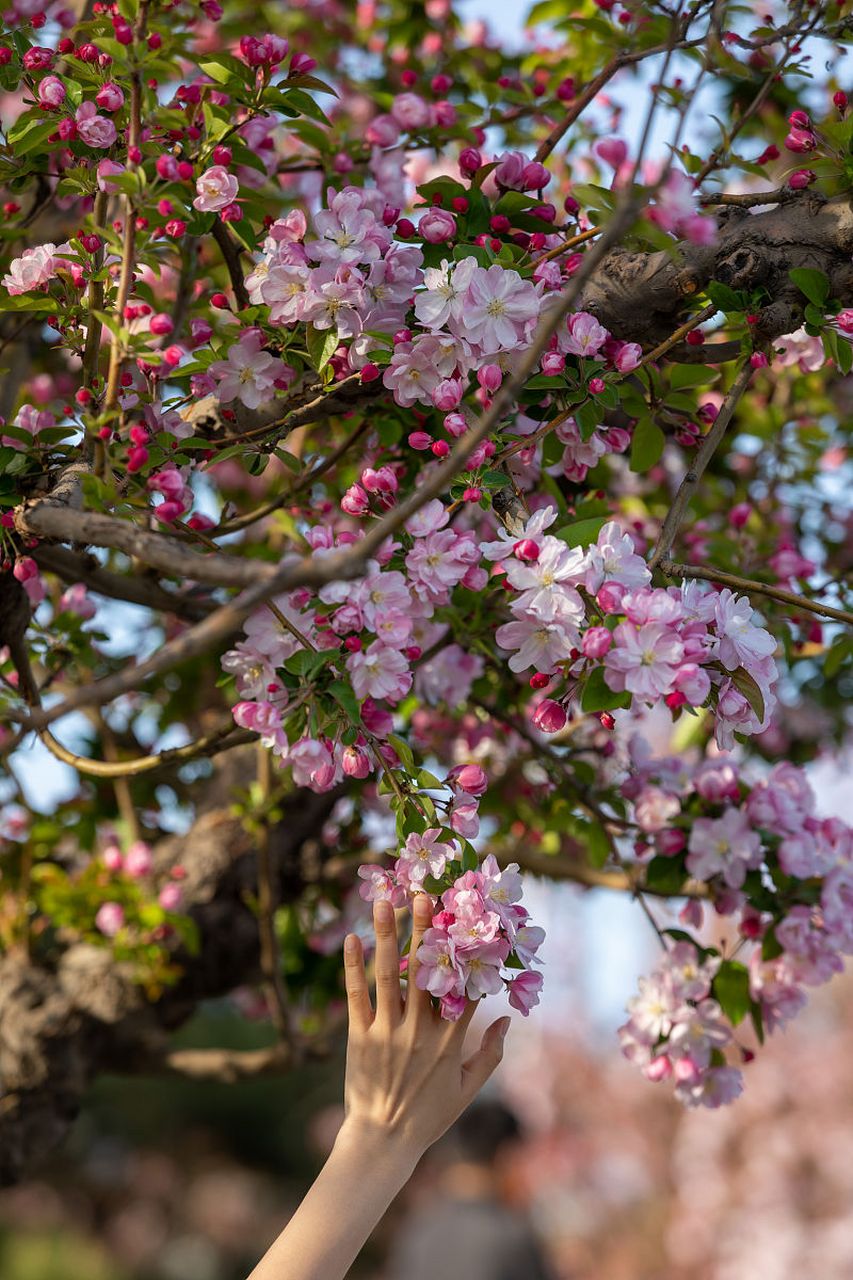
247, 1120, 420, 1280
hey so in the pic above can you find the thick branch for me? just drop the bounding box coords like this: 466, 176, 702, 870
17, 501, 280, 588
31, 544, 215, 621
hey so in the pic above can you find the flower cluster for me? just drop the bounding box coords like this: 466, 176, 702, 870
618, 743, 853, 1106
488, 513, 778, 747
359, 847, 544, 1019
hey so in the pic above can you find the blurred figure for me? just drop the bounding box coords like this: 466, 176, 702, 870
384, 1100, 555, 1280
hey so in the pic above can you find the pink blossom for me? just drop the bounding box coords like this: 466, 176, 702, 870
495, 614, 578, 674
357, 864, 406, 906
776, 906, 843, 985
605, 622, 684, 700
507, 969, 544, 1013
416, 927, 465, 997
415, 644, 484, 707
391, 92, 432, 131
347, 640, 412, 703
419, 208, 456, 243
209, 329, 290, 409
290, 737, 339, 792
75, 101, 117, 148
458, 264, 540, 352
712, 589, 777, 670
561, 311, 609, 358
58, 583, 96, 619
584, 521, 651, 593
398, 828, 454, 883
685, 807, 763, 888
193, 165, 239, 212
414, 257, 476, 330
3, 242, 70, 295
95, 902, 125, 936
124, 841, 153, 878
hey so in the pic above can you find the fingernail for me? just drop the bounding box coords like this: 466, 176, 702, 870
375, 899, 393, 923
344, 934, 358, 957
498, 1017, 511, 1039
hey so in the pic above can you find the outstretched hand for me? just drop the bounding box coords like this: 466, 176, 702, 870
341, 894, 511, 1160
248, 895, 509, 1280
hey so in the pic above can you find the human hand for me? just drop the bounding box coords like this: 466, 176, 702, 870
339, 894, 511, 1162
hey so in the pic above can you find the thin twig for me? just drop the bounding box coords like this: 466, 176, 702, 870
658, 560, 853, 627
648, 360, 753, 570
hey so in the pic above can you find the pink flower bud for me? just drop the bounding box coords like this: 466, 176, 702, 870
95, 901, 125, 936
834, 90, 848, 110
582, 626, 612, 659
342, 745, 371, 778
787, 168, 816, 189
419, 208, 456, 243
532, 699, 567, 734
513, 539, 540, 562
159, 883, 183, 911
341, 483, 370, 515
541, 352, 565, 376
656, 828, 686, 856
408, 431, 433, 450
729, 502, 751, 528
594, 137, 627, 168
477, 363, 502, 391
149, 312, 174, 336
459, 147, 482, 177
596, 581, 625, 613
454, 764, 488, 795
125, 840, 153, 877
784, 126, 817, 153
644, 1056, 672, 1083
360, 362, 380, 383
431, 378, 463, 410
102, 844, 123, 871
95, 82, 124, 111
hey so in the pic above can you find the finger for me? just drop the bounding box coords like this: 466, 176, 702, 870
405, 892, 434, 1021
373, 898, 403, 1025
461, 1016, 510, 1102
343, 932, 373, 1033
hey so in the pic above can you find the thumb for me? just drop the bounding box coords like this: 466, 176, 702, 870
461, 1016, 510, 1102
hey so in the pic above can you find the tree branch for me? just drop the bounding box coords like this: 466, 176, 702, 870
11, 198, 640, 733
658, 560, 853, 627
30, 544, 215, 621
648, 360, 753, 570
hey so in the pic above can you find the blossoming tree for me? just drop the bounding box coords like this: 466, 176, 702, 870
1, 0, 852, 1182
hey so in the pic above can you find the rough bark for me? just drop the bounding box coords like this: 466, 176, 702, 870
0, 777, 339, 1186
581, 192, 853, 348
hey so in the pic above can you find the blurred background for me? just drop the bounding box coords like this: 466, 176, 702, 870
4, 942, 853, 1280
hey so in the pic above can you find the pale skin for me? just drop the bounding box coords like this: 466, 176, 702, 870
247, 893, 512, 1280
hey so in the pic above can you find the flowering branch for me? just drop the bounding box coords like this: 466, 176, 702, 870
658, 561, 853, 627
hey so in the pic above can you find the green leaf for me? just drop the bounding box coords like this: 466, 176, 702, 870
575, 399, 599, 441
580, 667, 631, 713
329, 679, 360, 723
388, 734, 415, 772
555, 516, 607, 548
669, 363, 721, 389
789, 266, 830, 307
461, 842, 479, 872
706, 280, 745, 313
200, 55, 246, 85
645, 857, 687, 895
6, 113, 60, 156
583, 820, 611, 870
729, 666, 765, 722
306, 325, 338, 373
824, 636, 853, 679
630, 417, 665, 473
713, 959, 752, 1026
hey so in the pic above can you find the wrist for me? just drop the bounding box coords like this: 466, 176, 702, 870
334, 1115, 424, 1179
